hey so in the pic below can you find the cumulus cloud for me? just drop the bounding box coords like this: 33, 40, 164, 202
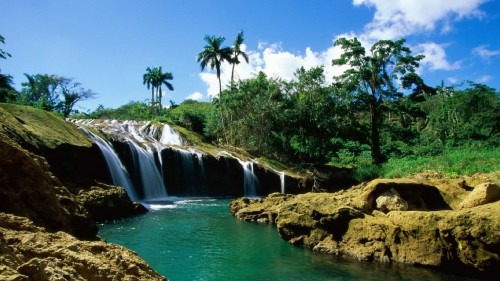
416, 43, 461, 71
353, 0, 486, 40
185, 91, 204, 101
199, 42, 347, 99
197, 1, 489, 97
472, 45, 500, 62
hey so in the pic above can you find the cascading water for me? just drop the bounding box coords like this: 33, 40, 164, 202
194, 150, 207, 194
79, 128, 138, 201
127, 139, 168, 200
72, 119, 284, 198
160, 124, 183, 146
280, 172, 286, 194
240, 160, 260, 197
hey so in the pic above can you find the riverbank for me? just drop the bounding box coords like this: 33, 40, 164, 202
230, 174, 500, 278
0, 104, 167, 280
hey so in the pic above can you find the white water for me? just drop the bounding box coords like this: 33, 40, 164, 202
160, 124, 183, 146
79, 128, 138, 201
72, 119, 289, 198
127, 140, 168, 200
239, 160, 259, 197
279, 172, 286, 194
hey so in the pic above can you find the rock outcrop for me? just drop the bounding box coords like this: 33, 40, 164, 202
0, 213, 166, 281
0, 132, 97, 239
459, 182, 500, 209
72, 183, 148, 222
230, 178, 500, 277
0, 104, 167, 280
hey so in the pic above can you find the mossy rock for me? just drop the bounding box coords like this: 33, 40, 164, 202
0, 103, 92, 150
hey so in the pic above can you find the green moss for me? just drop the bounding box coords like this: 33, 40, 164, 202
0, 103, 92, 149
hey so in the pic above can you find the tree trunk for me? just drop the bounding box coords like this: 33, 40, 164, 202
158, 87, 162, 115
231, 63, 235, 87
370, 98, 383, 164
217, 67, 222, 98
151, 87, 155, 107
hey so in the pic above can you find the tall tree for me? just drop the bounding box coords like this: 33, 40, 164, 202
0, 34, 15, 102
230, 30, 249, 85
21, 73, 65, 111
0, 34, 11, 62
20, 74, 95, 116
332, 37, 424, 164
197, 35, 232, 97
153, 66, 174, 115
59, 79, 96, 117
143, 67, 157, 108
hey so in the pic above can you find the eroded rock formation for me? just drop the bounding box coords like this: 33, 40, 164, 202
0, 104, 166, 280
0, 213, 166, 281
230, 178, 500, 276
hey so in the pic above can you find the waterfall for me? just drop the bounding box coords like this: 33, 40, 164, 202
239, 160, 259, 197
160, 124, 183, 146
279, 172, 285, 194
127, 140, 168, 200
194, 150, 207, 194
74, 119, 287, 198
170, 148, 207, 196
79, 128, 138, 201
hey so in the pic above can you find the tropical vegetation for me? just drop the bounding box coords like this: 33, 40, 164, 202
1, 32, 498, 181
143, 66, 174, 115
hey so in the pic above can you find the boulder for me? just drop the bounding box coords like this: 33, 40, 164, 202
459, 182, 500, 209
73, 183, 148, 222
375, 188, 408, 213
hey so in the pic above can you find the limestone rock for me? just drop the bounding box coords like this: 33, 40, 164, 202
0, 132, 97, 239
0, 213, 167, 281
459, 182, 500, 209
229, 179, 500, 276
375, 188, 408, 213
73, 183, 148, 222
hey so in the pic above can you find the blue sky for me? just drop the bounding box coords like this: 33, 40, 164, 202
1, 0, 499, 112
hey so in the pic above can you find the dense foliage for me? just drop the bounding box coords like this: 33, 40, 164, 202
1, 32, 498, 179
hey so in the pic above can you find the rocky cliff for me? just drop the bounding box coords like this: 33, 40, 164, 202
0, 104, 165, 280
230, 176, 500, 277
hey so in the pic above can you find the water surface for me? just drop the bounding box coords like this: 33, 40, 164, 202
98, 199, 481, 281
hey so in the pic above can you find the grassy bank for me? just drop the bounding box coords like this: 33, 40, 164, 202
353, 147, 500, 182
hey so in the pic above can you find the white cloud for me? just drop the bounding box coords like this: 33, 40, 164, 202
447, 77, 458, 84
197, 1, 489, 97
185, 91, 204, 101
477, 75, 492, 83
416, 43, 461, 71
199, 42, 347, 99
472, 45, 500, 62
353, 0, 486, 40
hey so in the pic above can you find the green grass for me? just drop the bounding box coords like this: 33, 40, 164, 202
381, 147, 500, 178
0, 103, 92, 149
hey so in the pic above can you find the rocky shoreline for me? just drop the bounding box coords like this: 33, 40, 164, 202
229, 177, 500, 278
0, 104, 166, 280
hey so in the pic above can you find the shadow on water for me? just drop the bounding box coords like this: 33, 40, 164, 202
98, 199, 485, 281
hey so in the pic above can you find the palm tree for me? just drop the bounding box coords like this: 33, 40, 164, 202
197, 35, 232, 97
154, 66, 174, 115
143, 67, 157, 108
230, 30, 249, 85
